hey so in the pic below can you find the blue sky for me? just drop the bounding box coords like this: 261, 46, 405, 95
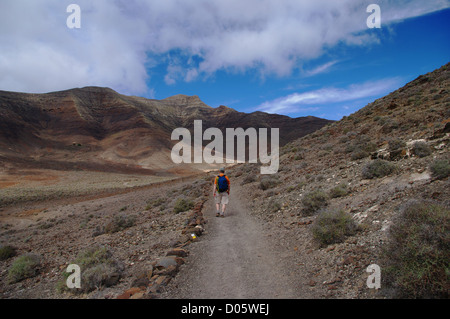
1, 1, 449, 120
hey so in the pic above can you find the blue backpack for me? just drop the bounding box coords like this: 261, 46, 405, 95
217, 175, 228, 193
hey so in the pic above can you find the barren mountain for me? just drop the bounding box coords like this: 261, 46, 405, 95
0, 87, 332, 176
0, 63, 448, 301
220, 62, 449, 298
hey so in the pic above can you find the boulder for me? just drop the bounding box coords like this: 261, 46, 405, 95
166, 248, 188, 258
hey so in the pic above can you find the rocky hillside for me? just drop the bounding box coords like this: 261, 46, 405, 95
0, 63, 447, 300
226, 62, 449, 298
0, 87, 332, 176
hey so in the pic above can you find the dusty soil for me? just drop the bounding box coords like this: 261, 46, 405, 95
162, 185, 315, 299
0, 173, 210, 299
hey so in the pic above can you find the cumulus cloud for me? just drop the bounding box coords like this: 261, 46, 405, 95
257, 78, 403, 114
0, 0, 448, 94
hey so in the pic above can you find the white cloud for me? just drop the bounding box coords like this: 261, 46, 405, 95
304, 61, 339, 76
257, 78, 403, 114
0, 0, 448, 94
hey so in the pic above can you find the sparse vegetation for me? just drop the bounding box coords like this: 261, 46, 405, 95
146, 197, 166, 210
388, 138, 406, 152
259, 176, 280, 191
388, 138, 407, 160
0, 245, 17, 261
267, 199, 281, 213
412, 141, 432, 158
301, 190, 328, 216
382, 201, 449, 298
59, 246, 123, 293
7, 254, 41, 284
329, 184, 349, 198
104, 214, 136, 233
346, 134, 377, 160
173, 197, 194, 213
429, 159, 450, 180
312, 209, 358, 247
241, 174, 256, 185
362, 159, 396, 179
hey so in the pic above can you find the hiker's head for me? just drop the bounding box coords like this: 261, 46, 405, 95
219, 167, 225, 173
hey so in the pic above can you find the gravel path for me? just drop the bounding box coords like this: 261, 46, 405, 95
162, 186, 309, 299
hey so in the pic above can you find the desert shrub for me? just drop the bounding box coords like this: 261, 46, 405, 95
351, 149, 370, 160
312, 210, 358, 247
259, 176, 280, 191
267, 199, 281, 213
302, 190, 328, 216
382, 201, 449, 298
173, 197, 194, 213
388, 138, 406, 152
412, 141, 432, 158
329, 184, 349, 198
294, 153, 305, 160
381, 119, 400, 133
347, 135, 377, 160
104, 214, 136, 233
81, 263, 122, 292
0, 245, 17, 261
7, 254, 41, 283
146, 197, 165, 210
60, 246, 124, 293
429, 159, 450, 180
241, 174, 256, 185
362, 159, 396, 179
388, 138, 407, 160
286, 185, 296, 193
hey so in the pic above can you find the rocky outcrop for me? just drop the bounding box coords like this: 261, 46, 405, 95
115, 198, 207, 299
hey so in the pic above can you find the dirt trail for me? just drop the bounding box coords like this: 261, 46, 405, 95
163, 186, 310, 299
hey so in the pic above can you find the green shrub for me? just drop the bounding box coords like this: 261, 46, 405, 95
104, 214, 136, 233
173, 197, 194, 213
8, 254, 41, 283
362, 159, 396, 179
268, 199, 281, 213
351, 149, 369, 160
286, 185, 296, 193
0, 245, 17, 261
146, 197, 165, 210
382, 201, 449, 298
59, 246, 123, 293
412, 141, 432, 158
312, 210, 358, 247
329, 184, 349, 198
430, 159, 450, 180
259, 176, 280, 191
241, 174, 256, 185
302, 190, 328, 216
347, 135, 377, 160
388, 138, 406, 152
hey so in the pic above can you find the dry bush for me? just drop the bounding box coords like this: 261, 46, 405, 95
312, 209, 358, 247
382, 201, 449, 298
302, 190, 328, 216
362, 159, 396, 179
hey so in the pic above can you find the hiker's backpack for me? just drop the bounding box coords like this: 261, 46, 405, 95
217, 175, 228, 193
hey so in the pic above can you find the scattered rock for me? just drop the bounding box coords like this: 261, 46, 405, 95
116, 287, 145, 299
166, 248, 189, 258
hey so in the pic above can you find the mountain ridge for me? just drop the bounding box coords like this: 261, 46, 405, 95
0, 87, 333, 175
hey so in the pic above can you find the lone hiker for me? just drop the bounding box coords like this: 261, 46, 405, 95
213, 167, 230, 217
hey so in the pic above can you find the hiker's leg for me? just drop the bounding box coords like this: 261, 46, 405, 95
221, 193, 229, 215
